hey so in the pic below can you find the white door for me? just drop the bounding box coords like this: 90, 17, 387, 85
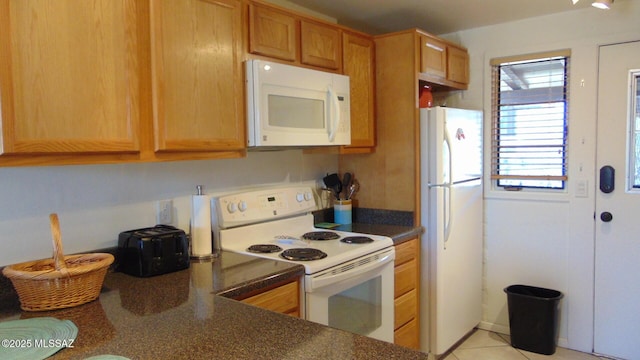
594, 41, 640, 360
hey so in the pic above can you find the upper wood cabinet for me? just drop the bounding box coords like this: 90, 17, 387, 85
420, 35, 447, 79
247, 1, 342, 72
0, 0, 141, 155
248, 3, 297, 62
418, 32, 469, 90
247, 1, 374, 152
150, 0, 245, 152
300, 20, 342, 71
341, 31, 375, 152
447, 45, 470, 85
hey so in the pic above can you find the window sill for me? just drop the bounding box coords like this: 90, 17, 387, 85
484, 187, 571, 203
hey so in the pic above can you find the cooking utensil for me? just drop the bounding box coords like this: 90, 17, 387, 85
322, 173, 342, 200
347, 179, 360, 200
341, 172, 352, 200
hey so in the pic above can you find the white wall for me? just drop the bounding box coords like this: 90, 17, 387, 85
443, 0, 640, 352
0, 150, 337, 266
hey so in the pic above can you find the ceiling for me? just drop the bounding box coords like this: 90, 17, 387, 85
282, 0, 601, 35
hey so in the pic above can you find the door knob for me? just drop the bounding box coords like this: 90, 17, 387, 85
600, 212, 613, 222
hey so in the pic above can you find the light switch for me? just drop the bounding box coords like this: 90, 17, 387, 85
575, 179, 588, 198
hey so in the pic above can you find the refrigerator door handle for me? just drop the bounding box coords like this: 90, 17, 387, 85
443, 127, 453, 249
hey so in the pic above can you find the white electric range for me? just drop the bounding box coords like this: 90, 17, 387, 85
212, 186, 396, 343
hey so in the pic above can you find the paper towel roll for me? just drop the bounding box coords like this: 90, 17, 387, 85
190, 193, 212, 258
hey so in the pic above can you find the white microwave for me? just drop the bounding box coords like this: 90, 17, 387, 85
246, 60, 351, 148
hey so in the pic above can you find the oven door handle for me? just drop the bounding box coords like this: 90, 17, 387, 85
306, 250, 395, 291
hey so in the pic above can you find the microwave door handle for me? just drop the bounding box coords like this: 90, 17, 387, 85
327, 85, 340, 142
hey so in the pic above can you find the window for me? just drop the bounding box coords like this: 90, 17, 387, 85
490, 51, 570, 190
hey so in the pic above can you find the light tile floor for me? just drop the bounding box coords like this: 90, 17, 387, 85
441, 329, 610, 360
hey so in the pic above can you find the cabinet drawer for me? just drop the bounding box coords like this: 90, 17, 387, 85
395, 258, 417, 298
394, 318, 420, 350
241, 280, 300, 316
394, 288, 417, 329
395, 238, 418, 266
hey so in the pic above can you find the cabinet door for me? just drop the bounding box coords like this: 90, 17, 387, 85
241, 280, 300, 317
300, 20, 342, 70
395, 318, 420, 349
151, 0, 245, 152
248, 3, 297, 61
0, 0, 140, 154
420, 35, 447, 79
447, 46, 469, 85
342, 32, 375, 150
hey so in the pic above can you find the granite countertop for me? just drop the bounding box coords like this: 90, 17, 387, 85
0, 250, 427, 360
334, 223, 422, 245
314, 207, 424, 245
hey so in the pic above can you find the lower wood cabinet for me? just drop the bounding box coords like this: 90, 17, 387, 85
240, 279, 300, 317
394, 237, 420, 349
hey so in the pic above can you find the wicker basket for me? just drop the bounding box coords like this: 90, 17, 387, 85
2, 213, 114, 311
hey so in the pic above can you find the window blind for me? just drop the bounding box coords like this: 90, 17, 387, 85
490, 51, 570, 189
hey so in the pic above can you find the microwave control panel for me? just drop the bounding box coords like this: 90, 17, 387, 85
215, 187, 316, 228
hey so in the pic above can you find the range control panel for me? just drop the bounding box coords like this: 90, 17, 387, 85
214, 187, 316, 228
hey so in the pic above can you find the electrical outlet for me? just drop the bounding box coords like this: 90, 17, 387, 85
156, 199, 173, 224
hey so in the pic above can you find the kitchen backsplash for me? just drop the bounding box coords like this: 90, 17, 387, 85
0, 150, 337, 266
313, 208, 414, 227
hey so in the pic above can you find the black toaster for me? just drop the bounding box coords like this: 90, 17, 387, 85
117, 225, 190, 277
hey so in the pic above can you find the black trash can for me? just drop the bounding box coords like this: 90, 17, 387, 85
504, 284, 564, 355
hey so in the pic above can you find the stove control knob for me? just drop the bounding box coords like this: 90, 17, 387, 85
227, 202, 238, 214
296, 193, 304, 202
304, 192, 313, 201
238, 200, 248, 212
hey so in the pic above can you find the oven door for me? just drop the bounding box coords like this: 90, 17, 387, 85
305, 247, 395, 343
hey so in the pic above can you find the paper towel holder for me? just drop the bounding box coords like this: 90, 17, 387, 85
190, 185, 216, 260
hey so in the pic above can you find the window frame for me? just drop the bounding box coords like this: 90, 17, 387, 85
490, 50, 571, 193
628, 70, 640, 191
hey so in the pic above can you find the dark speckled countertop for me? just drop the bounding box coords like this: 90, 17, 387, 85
314, 207, 424, 245
0, 249, 427, 359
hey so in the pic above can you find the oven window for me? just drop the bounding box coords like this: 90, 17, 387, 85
268, 95, 324, 129
328, 276, 382, 336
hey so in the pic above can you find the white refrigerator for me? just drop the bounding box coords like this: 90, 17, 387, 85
419, 107, 483, 356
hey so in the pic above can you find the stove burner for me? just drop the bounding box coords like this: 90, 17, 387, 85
302, 231, 340, 241
280, 248, 328, 261
247, 244, 283, 253
341, 236, 375, 244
